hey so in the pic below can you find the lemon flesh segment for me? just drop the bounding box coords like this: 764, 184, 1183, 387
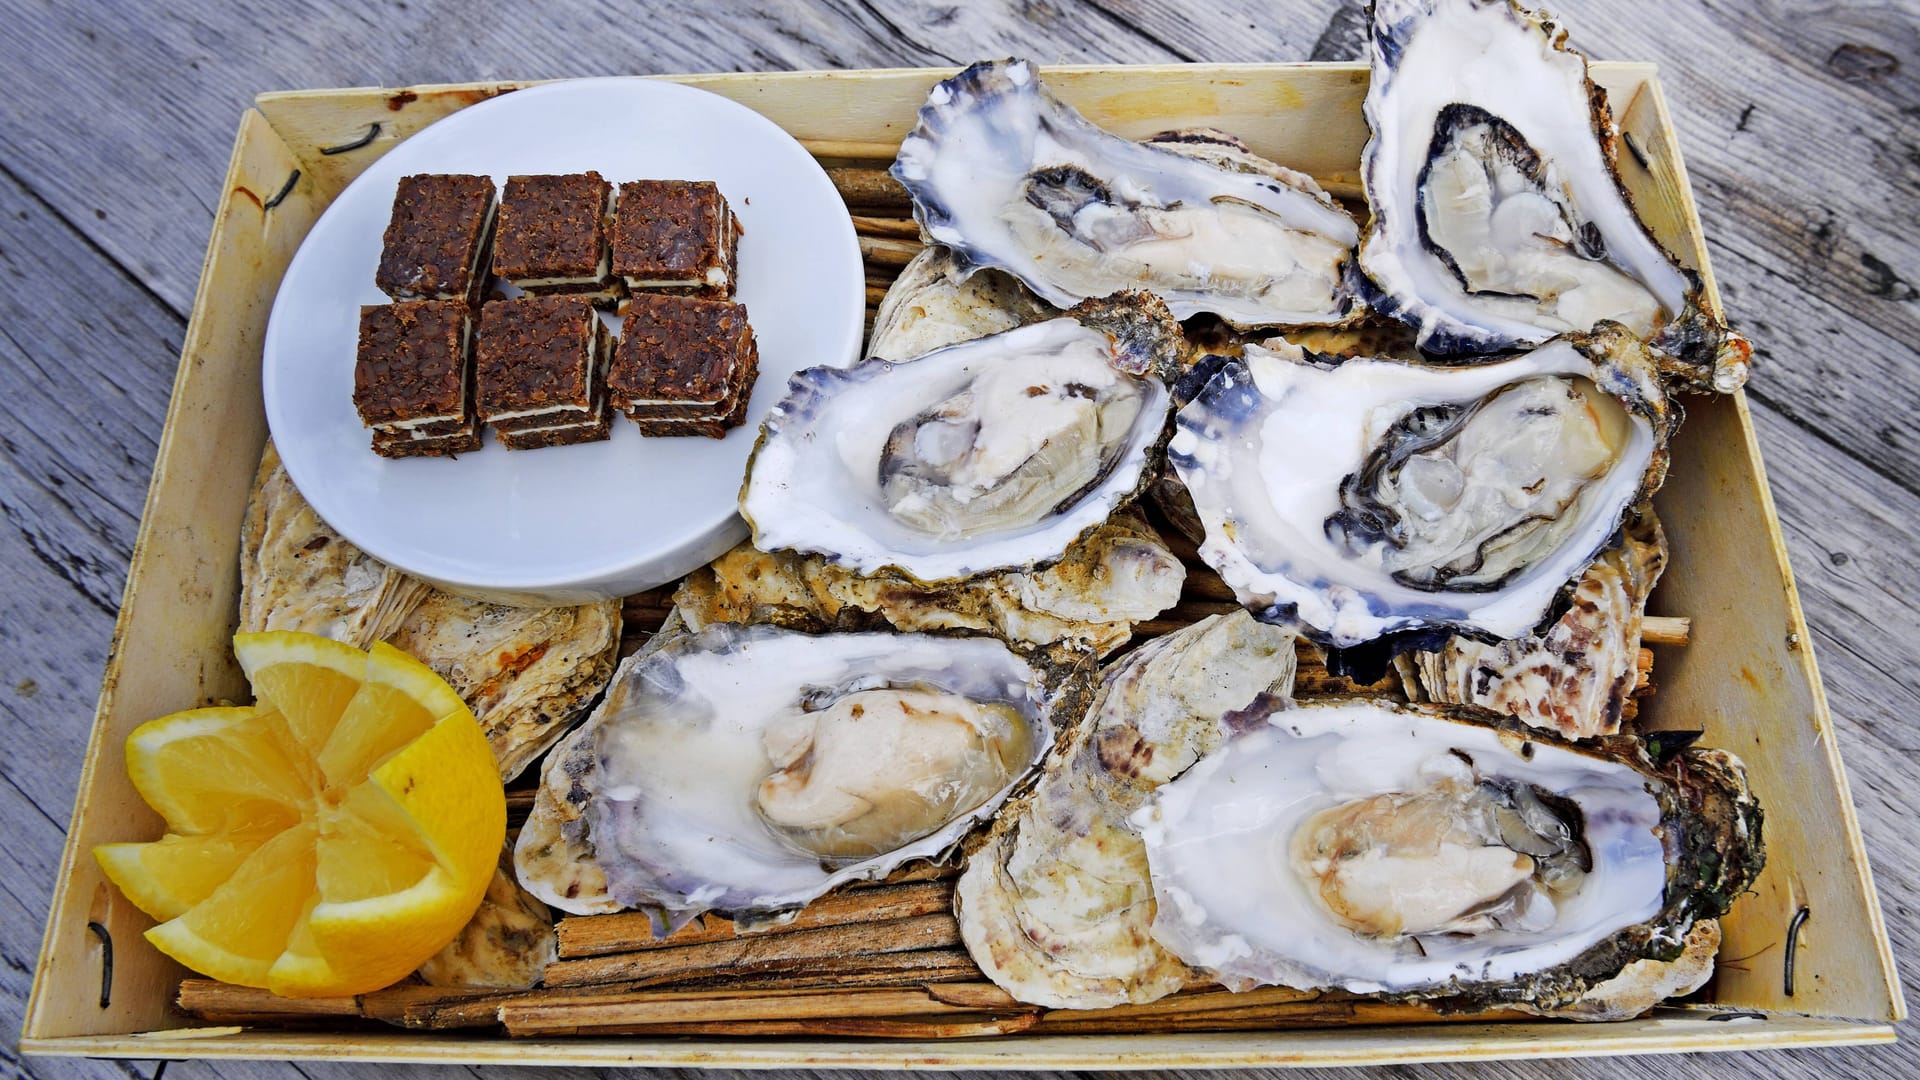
234, 631, 368, 753
266, 897, 342, 998
372, 706, 506, 887
124, 707, 311, 835
94, 831, 274, 922
145, 823, 317, 990
316, 643, 467, 788
315, 799, 437, 904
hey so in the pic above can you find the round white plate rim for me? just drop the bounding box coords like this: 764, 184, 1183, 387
262, 76, 863, 599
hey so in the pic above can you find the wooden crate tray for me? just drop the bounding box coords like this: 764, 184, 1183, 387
20, 65, 1903, 1068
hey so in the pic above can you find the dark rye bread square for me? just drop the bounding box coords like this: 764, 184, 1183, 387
491, 172, 618, 300
475, 295, 611, 449
352, 300, 473, 433
375, 174, 496, 304
610, 180, 739, 297
609, 294, 759, 435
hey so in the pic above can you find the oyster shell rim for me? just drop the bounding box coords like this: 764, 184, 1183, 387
1132, 695, 1764, 1015
737, 291, 1188, 587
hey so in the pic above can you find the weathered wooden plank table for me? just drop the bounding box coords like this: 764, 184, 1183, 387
2, 0, 1914, 1076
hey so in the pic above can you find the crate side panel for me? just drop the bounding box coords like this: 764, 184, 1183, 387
1650, 391, 1902, 1021
24, 109, 317, 1040
17, 1014, 1897, 1069
255, 65, 1677, 212
1610, 81, 1900, 1020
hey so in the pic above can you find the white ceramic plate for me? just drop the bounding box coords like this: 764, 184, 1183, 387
263, 78, 864, 604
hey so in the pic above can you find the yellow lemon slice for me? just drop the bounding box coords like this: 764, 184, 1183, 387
96, 631, 504, 997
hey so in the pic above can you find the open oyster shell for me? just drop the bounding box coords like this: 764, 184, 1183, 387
893, 58, 1364, 329
1360, 0, 1749, 393
1133, 697, 1763, 1015
741, 291, 1186, 584
1170, 326, 1673, 660
955, 611, 1299, 1009
516, 621, 1084, 925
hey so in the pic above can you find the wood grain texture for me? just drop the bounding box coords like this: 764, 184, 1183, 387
0, 0, 1915, 1076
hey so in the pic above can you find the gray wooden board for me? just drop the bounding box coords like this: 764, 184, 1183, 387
0, 0, 1914, 1076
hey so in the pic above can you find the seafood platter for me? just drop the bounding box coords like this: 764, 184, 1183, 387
23, 0, 1903, 1068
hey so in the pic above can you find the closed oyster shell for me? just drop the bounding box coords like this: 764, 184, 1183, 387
417, 843, 557, 990
241, 442, 621, 781
674, 509, 1183, 657
1400, 505, 1667, 738
240, 441, 426, 646
868, 247, 1051, 363
955, 611, 1298, 1008
388, 592, 620, 781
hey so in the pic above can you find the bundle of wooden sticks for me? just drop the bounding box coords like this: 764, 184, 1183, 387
173, 146, 1690, 1041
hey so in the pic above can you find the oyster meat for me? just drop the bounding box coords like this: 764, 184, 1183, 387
515, 622, 1076, 924
1401, 505, 1667, 738
956, 611, 1298, 1008
676, 509, 1183, 657
742, 292, 1184, 583
894, 59, 1364, 329
1134, 698, 1763, 1016
868, 247, 1052, 363
1171, 327, 1671, 654
1360, 0, 1748, 392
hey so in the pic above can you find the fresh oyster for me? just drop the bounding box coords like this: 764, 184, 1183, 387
1401, 505, 1667, 738
741, 292, 1184, 583
387, 592, 621, 781
241, 442, 621, 781
240, 441, 427, 647
868, 247, 1052, 363
1360, 0, 1749, 393
956, 611, 1298, 1009
676, 510, 1183, 658
1170, 327, 1671, 660
1134, 698, 1763, 1015
417, 843, 557, 990
893, 59, 1364, 329
515, 622, 1077, 924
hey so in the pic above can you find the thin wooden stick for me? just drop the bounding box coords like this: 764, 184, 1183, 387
803, 138, 904, 161
861, 235, 924, 268
829, 167, 911, 209
557, 880, 954, 958
507, 1013, 1040, 1039
500, 982, 1031, 1035
852, 215, 922, 239
176, 980, 363, 1024
542, 912, 962, 988
1641, 615, 1692, 646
